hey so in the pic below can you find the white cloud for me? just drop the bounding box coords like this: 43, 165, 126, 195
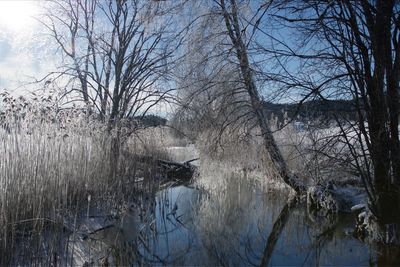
0, 2, 60, 96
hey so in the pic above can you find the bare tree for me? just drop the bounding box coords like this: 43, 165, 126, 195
265, 0, 400, 227
42, 0, 184, 127
41, 0, 187, 179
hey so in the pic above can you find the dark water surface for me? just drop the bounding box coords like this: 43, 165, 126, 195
125, 180, 373, 266
107, 147, 397, 266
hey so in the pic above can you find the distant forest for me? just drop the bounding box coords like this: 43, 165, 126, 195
264, 99, 358, 127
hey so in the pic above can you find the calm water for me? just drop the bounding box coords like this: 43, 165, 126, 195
103, 147, 398, 266
122, 181, 371, 266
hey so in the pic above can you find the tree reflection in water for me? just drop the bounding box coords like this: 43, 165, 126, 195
113, 167, 379, 266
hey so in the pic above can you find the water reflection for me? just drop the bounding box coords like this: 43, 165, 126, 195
114, 166, 379, 266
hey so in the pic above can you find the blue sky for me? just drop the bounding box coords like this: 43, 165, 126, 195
0, 0, 327, 105
0, 0, 184, 117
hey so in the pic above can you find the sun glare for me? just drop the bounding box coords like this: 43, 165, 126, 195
0, 1, 39, 30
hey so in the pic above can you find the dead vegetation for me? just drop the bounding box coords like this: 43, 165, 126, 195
0, 92, 177, 264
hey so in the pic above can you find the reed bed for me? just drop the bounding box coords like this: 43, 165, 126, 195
1, 121, 110, 260
0, 93, 169, 264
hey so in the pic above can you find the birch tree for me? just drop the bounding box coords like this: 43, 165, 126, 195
216, 0, 306, 193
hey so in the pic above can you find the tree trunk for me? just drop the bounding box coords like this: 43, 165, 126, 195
220, 0, 306, 193
365, 0, 400, 224
109, 129, 121, 180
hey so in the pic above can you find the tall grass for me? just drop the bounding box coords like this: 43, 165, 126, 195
0, 92, 169, 264
0, 95, 109, 262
